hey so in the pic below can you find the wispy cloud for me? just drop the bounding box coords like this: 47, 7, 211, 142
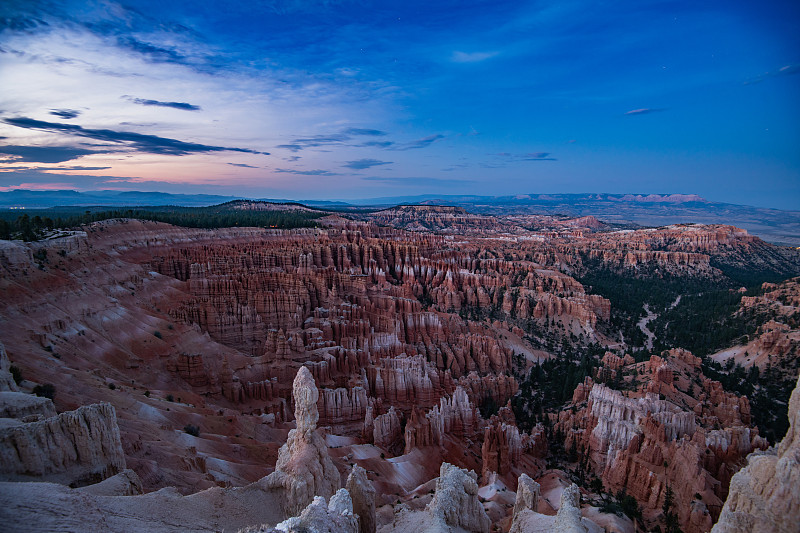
624, 108, 666, 115
363, 177, 473, 186
49, 109, 81, 119
277, 128, 390, 152
389, 134, 444, 151
0, 165, 111, 172
3, 117, 267, 156
0, 145, 96, 163
343, 158, 393, 170
275, 168, 341, 176
359, 140, 395, 148
115, 36, 186, 64
227, 162, 259, 168
342, 128, 386, 136
744, 63, 800, 85
493, 152, 557, 162
124, 96, 201, 111
451, 51, 498, 63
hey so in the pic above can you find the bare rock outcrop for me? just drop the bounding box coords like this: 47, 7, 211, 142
0, 342, 18, 392
509, 481, 591, 533
346, 465, 376, 533
711, 373, 800, 533
0, 391, 57, 420
426, 462, 491, 533
513, 473, 540, 515
553, 484, 588, 532
0, 402, 125, 486
509, 473, 540, 532
272, 489, 359, 533
265, 366, 340, 516
77, 468, 144, 496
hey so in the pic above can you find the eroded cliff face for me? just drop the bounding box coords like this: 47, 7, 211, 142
0, 214, 796, 532
556, 349, 770, 532
0, 402, 126, 486
711, 373, 800, 533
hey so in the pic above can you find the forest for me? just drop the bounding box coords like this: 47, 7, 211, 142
0, 202, 325, 241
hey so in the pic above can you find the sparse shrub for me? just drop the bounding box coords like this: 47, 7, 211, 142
166, 394, 174, 402
144, 390, 150, 397
108, 383, 116, 390
9, 365, 22, 385
153, 330, 163, 339
167, 324, 174, 330
184, 424, 200, 437
33, 383, 56, 400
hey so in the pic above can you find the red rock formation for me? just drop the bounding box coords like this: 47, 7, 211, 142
557, 351, 770, 533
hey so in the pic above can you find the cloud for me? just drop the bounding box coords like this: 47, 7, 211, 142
0, 165, 111, 172
49, 109, 81, 119
276, 128, 388, 152
0, 182, 78, 192
390, 134, 444, 151
3, 117, 268, 156
522, 152, 557, 161
276, 144, 304, 152
275, 168, 341, 176
343, 158, 393, 170
744, 63, 800, 85
359, 140, 394, 148
493, 152, 557, 162
362, 177, 474, 186
0, 145, 96, 163
115, 37, 185, 64
624, 108, 666, 115
125, 96, 201, 111
227, 163, 259, 168
451, 51, 498, 63
342, 128, 387, 136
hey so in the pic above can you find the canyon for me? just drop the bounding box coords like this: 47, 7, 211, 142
0, 204, 798, 532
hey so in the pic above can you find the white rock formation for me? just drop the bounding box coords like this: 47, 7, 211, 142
509, 481, 595, 533
0, 402, 126, 486
509, 473, 540, 531
711, 373, 800, 533
274, 489, 359, 533
265, 366, 340, 516
0, 391, 56, 420
0, 342, 18, 392
553, 484, 588, 532
346, 464, 376, 533
426, 462, 491, 533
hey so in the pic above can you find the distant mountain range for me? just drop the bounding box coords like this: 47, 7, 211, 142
2, 190, 799, 245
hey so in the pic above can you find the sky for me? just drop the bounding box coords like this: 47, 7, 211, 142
0, 0, 798, 208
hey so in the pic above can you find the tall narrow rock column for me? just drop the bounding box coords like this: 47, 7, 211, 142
265, 366, 340, 517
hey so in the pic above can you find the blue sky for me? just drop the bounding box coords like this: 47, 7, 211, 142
0, 0, 798, 208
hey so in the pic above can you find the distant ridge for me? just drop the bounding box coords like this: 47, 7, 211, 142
1, 190, 798, 245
